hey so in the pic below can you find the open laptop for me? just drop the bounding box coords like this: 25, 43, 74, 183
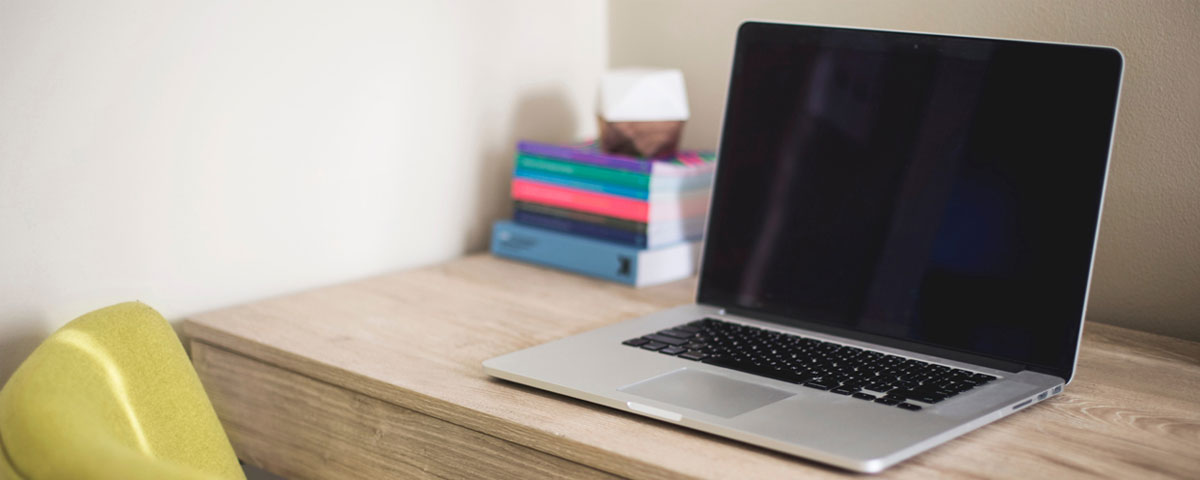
484, 22, 1123, 473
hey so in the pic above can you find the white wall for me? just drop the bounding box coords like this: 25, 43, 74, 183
609, 0, 1200, 341
4, 1, 1195, 385
0, 0, 607, 382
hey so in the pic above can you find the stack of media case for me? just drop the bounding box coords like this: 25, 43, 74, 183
491, 140, 715, 286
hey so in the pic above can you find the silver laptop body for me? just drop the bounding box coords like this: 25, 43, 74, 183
485, 22, 1124, 473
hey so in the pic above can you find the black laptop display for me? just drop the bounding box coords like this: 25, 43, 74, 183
700, 23, 1123, 382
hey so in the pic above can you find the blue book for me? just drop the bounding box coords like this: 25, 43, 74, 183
490, 221, 699, 287
514, 210, 644, 246
513, 209, 705, 248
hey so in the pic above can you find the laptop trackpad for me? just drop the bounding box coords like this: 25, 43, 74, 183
620, 368, 794, 418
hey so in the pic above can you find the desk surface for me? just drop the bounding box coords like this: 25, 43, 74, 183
184, 254, 1200, 479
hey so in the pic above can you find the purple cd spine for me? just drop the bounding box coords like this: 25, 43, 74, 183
517, 141, 653, 174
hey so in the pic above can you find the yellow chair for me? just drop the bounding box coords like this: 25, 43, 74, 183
0, 302, 245, 480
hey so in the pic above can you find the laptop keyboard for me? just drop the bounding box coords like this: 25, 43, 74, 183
622, 318, 998, 412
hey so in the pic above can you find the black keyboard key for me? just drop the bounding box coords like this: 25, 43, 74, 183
803, 380, 836, 390
643, 334, 688, 346
851, 392, 877, 401
703, 356, 807, 384
679, 351, 708, 361
830, 387, 856, 395
771, 370, 812, 384
699, 354, 739, 366
641, 341, 667, 351
660, 346, 687, 355
897, 403, 922, 411
910, 393, 946, 404
784, 369, 815, 382
817, 343, 840, 353
875, 396, 903, 406
623, 338, 649, 347
658, 329, 695, 339
913, 385, 950, 396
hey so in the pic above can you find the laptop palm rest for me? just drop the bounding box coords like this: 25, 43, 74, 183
620, 368, 794, 418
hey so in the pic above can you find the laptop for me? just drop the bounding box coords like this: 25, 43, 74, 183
484, 22, 1123, 473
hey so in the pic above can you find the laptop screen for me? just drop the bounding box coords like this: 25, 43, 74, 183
698, 23, 1122, 381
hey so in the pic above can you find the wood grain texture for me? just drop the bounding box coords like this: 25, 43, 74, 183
184, 254, 1200, 479
191, 342, 615, 480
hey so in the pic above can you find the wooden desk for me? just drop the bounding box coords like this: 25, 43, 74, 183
184, 254, 1200, 479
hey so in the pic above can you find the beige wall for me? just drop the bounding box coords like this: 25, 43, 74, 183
0, 0, 607, 383
610, 0, 1200, 340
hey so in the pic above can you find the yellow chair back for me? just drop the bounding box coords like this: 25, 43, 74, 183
0, 302, 244, 480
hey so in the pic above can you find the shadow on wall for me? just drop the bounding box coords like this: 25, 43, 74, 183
463, 87, 579, 251
0, 318, 50, 387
